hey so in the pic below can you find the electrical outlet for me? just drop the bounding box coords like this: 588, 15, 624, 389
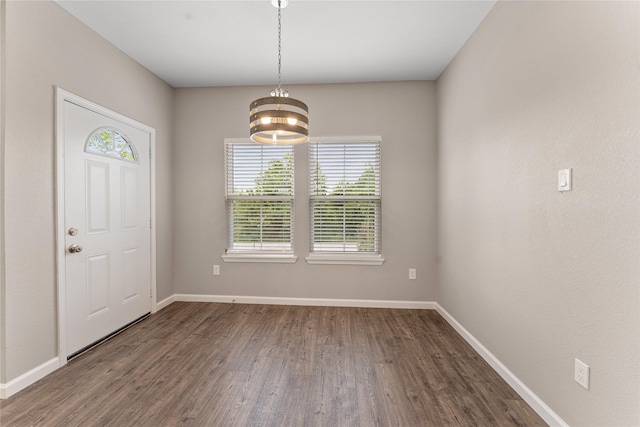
574, 358, 589, 390
409, 268, 416, 280
213, 265, 220, 276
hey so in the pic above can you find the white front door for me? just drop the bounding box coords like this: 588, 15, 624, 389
63, 100, 151, 357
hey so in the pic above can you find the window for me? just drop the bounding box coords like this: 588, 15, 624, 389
307, 138, 383, 265
223, 139, 296, 263
86, 127, 138, 162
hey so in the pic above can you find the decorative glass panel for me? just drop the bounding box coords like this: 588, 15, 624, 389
85, 128, 138, 162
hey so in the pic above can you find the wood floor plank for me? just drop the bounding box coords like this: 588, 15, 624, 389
0, 302, 547, 426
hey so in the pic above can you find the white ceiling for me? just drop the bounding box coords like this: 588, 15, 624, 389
54, 0, 496, 88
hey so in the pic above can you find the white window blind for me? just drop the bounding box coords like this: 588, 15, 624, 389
309, 139, 381, 255
225, 141, 294, 253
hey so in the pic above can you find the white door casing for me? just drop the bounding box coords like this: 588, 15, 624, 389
56, 89, 157, 363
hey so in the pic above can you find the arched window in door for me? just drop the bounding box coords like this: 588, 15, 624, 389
85, 127, 138, 162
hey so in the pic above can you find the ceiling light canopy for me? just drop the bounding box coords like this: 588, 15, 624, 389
270, 0, 288, 8
250, 0, 309, 145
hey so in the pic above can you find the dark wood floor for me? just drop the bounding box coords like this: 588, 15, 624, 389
0, 302, 547, 426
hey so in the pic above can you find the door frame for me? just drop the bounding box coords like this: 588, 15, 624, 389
55, 88, 157, 367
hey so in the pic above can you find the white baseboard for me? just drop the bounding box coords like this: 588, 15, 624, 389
435, 304, 568, 427
174, 293, 435, 310
156, 294, 176, 311
0, 357, 59, 399
0, 295, 177, 400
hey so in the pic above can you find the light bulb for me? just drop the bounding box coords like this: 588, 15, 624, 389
261, 117, 271, 124
287, 118, 297, 125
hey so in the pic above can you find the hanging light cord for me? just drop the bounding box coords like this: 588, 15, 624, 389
271, 0, 288, 98
277, 0, 282, 92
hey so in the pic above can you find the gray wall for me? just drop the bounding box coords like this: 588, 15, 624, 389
437, 1, 639, 425
173, 82, 438, 302
1, 0, 174, 382
0, 0, 6, 385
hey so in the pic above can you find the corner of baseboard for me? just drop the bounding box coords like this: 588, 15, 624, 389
0, 357, 59, 400
434, 303, 568, 427
155, 294, 176, 311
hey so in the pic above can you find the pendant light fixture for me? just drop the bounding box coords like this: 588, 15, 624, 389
250, 0, 309, 145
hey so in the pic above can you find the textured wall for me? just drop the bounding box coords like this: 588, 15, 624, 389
173, 82, 438, 302
2, 0, 174, 382
437, 1, 639, 425
0, 0, 6, 385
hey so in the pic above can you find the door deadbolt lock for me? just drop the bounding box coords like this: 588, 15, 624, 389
68, 227, 78, 236
68, 244, 83, 254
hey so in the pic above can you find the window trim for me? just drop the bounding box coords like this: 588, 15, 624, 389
222, 253, 298, 263
305, 253, 384, 266
307, 136, 384, 266
223, 138, 296, 263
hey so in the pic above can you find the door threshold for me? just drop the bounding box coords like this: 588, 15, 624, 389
67, 313, 151, 361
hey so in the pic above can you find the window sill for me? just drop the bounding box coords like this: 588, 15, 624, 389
305, 254, 385, 266
222, 253, 298, 263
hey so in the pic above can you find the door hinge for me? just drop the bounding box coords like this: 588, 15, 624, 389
149, 218, 152, 229
149, 146, 152, 159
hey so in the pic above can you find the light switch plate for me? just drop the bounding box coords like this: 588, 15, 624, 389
558, 168, 572, 192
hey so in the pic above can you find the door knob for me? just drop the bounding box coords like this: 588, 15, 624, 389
68, 244, 83, 253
